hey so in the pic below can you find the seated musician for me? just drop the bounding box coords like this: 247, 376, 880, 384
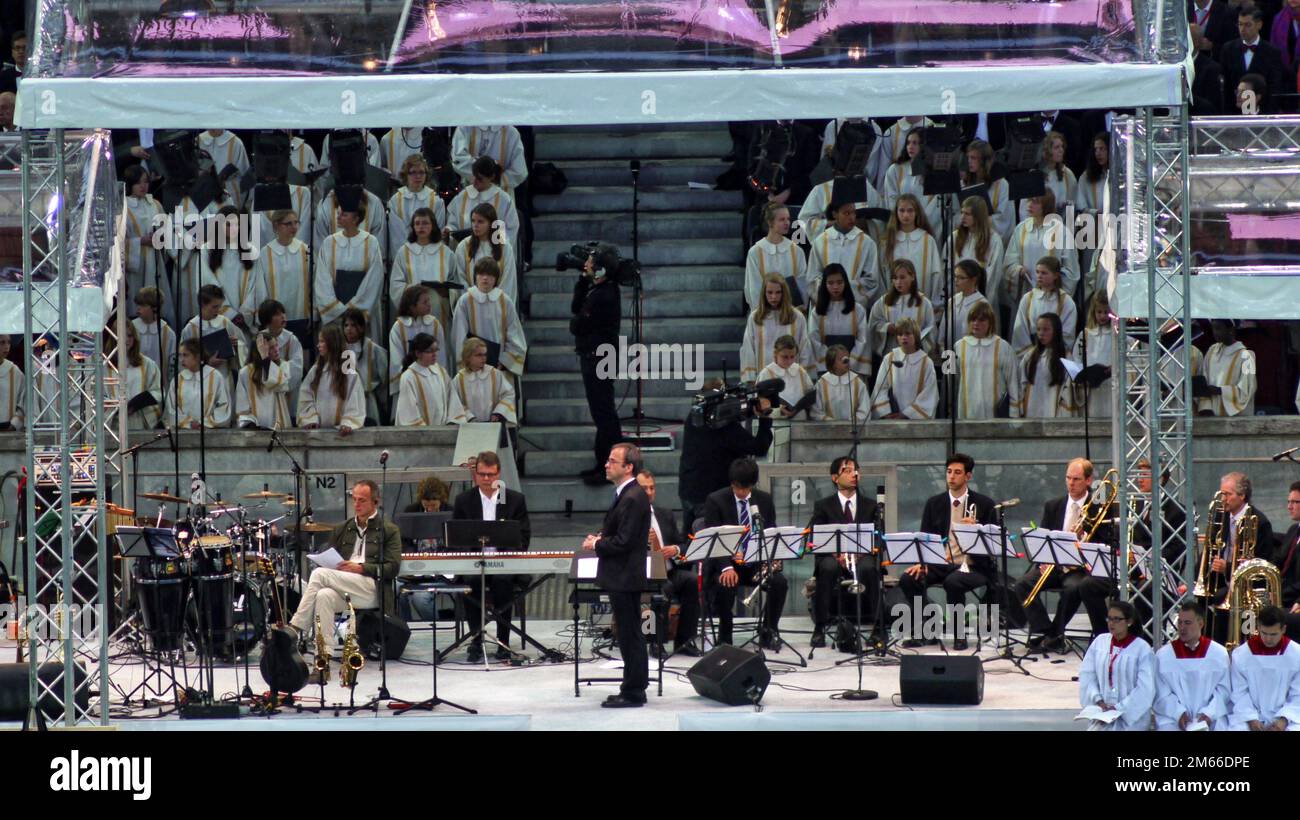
1130, 458, 1187, 637
401, 475, 449, 551
1279, 482, 1300, 641
637, 469, 702, 657
808, 456, 880, 651
289, 480, 401, 655
1200, 471, 1275, 644
451, 450, 532, 662
1228, 605, 1300, 731
702, 458, 787, 651
1010, 458, 1116, 652
897, 453, 997, 650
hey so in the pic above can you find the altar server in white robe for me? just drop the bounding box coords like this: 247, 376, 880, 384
394, 333, 465, 427
236, 331, 293, 430
1011, 256, 1077, 357
939, 261, 990, 350
1003, 189, 1080, 310
866, 116, 933, 190
313, 205, 385, 334
389, 284, 451, 394
807, 199, 881, 309
867, 259, 935, 359
181, 284, 247, 400
386, 154, 449, 261
256, 299, 304, 418
1071, 290, 1116, 418
445, 156, 520, 266
1079, 600, 1156, 731
123, 166, 169, 319
881, 128, 955, 230
740, 274, 815, 382
341, 307, 387, 425
1227, 605, 1300, 731
450, 258, 528, 378
297, 324, 365, 434
878, 194, 943, 310
961, 141, 1015, 242
1018, 313, 1076, 419
871, 318, 938, 420
757, 335, 815, 419
954, 301, 1021, 419
1155, 603, 1231, 731
167, 339, 231, 429
120, 322, 162, 430
797, 173, 885, 246
811, 345, 870, 424
452, 337, 517, 425
451, 126, 529, 195
745, 202, 808, 310
1196, 320, 1257, 417
133, 287, 177, 387
0, 335, 22, 431
251, 183, 311, 256
953, 196, 1005, 295
1017, 131, 1077, 222
198, 129, 251, 207
313, 187, 387, 254
390, 207, 463, 330
807, 264, 870, 377
251, 210, 312, 324
379, 127, 427, 182
456, 202, 519, 307
199, 206, 260, 332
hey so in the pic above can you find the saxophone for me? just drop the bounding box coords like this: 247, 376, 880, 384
339, 594, 364, 688
313, 614, 330, 684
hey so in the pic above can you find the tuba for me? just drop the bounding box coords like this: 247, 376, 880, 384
1192, 492, 1225, 600
339, 594, 365, 688
1221, 513, 1282, 652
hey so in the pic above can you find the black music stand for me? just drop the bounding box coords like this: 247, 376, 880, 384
882, 532, 948, 645
680, 525, 747, 655
392, 583, 477, 715
568, 551, 668, 697
736, 526, 807, 667
395, 511, 453, 550
1021, 527, 1085, 651
113, 527, 187, 706
808, 523, 875, 661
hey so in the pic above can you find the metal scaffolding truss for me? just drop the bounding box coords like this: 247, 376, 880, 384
1189, 116, 1300, 214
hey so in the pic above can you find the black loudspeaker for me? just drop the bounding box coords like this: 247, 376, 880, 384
899, 655, 984, 705
356, 611, 410, 661
0, 662, 90, 723
687, 645, 771, 706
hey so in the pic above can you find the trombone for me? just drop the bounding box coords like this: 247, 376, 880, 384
1022, 469, 1118, 608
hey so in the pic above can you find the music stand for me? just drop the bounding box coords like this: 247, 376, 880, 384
1021, 528, 1084, 571
951, 522, 1013, 654
113, 527, 187, 706
736, 523, 807, 667
682, 525, 746, 655
442, 519, 523, 666
395, 511, 453, 550
568, 551, 668, 697
391, 582, 477, 716
808, 523, 874, 656
883, 532, 947, 645
1078, 542, 1115, 579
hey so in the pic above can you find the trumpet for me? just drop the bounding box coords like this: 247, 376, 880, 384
742, 560, 784, 607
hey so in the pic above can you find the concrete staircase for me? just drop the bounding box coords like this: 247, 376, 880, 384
519, 124, 747, 518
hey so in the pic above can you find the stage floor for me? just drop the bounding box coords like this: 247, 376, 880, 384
6, 617, 1093, 731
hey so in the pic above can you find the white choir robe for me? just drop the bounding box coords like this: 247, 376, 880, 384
954, 232, 1005, 296
320, 130, 381, 172
167, 366, 232, 429
265, 329, 304, 417
388, 314, 451, 394
446, 185, 520, 272
452, 367, 517, 425
1197, 341, 1257, 417
1072, 326, 1116, 418
881, 161, 956, 230
1079, 633, 1156, 731
0, 359, 24, 429
198, 130, 250, 207
390, 241, 463, 330
379, 128, 425, 180
866, 118, 934, 189
450, 288, 528, 377
1018, 352, 1076, 418
807, 227, 881, 308
395, 362, 465, 427
133, 316, 177, 387
938, 291, 989, 350
1154, 639, 1231, 731
313, 190, 387, 255
122, 359, 162, 431
314, 231, 385, 332
1227, 638, 1300, 731
796, 177, 886, 245
866, 294, 936, 358
739, 310, 815, 383
251, 184, 312, 258
744, 237, 807, 311
1018, 166, 1078, 222
386, 186, 449, 261
289, 136, 322, 177
955, 335, 1021, 419
199, 248, 260, 330
346, 338, 387, 423
124, 194, 168, 319
880, 229, 943, 309
870, 348, 938, 419
164, 197, 219, 327
451, 126, 529, 194
756, 361, 815, 413
456, 236, 519, 308
235, 361, 292, 430
1011, 287, 1078, 357
297, 365, 366, 431
811, 371, 870, 424
251, 239, 313, 324
1160, 343, 1202, 396
1002, 216, 1080, 308
1075, 171, 1108, 215
181, 315, 247, 397
977, 178, 1016, 243
808, 301, 870, 376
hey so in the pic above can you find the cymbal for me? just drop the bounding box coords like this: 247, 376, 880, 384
242, 490, 289, 499
280, 498, 298, 506
140, 491, 187, 504
299, 522, 336, 533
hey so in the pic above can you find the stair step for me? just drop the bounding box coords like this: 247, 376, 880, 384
555, 158, 731, 187
532, 239, 741, 268
534, 186, 742, 213
520, 475, 683, 513
535, 131, 733, 161
524, 395, 696, 425
528, 292, 745, 320
524, 317, 744, 347
522, 448, 682, 479
521, 371, 718, 400
524, 265, 743, 294
531, 211, 741, 242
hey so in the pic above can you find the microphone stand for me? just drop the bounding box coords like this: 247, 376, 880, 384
267, 430, 307, 620
1080, 327, 1091, 461
840, 496, 880, 700
352, 452, 395, 712
986, 504, 1032, 675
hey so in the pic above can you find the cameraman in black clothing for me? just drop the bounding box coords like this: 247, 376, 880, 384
570, 244, 623, 485
677, 378, 774, 533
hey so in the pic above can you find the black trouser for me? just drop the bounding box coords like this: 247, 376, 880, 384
896, 564, 990, 634
609, 590, 648, 697
706, 561, 788, 645
579, 353, 621, 470
1013, 566, 1113, 637
460, 573, 530, 645
813, 554, 880, 628
663, 565, 701, 649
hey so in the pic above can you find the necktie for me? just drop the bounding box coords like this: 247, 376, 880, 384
738, 499, 751, 557
649, 523, 662, 551
1243, 43, 1256, 52
843, 499, 853, 522
1065, 500, 1080, 533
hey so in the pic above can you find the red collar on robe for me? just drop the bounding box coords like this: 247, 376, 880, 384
1111, 633, 1137, 650
1248, 635, 1291, 656
1171, 635, 1211, 659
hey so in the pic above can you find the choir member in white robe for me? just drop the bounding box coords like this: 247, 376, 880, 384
954, 301, 1021, 419
341, 308, 388, 425
807, 202, 881, 308
745, 202, 808, 310
182, 286, 248, 399
287, 132, 322, 177
390, 208, 463, 329
1019, 313, 1076, 418
866, 116, 933, 190
870, 319, 938, 419
1074, 134, 1110, 217
450, 259, 528, 378
953, 196, 1005, 295
739, 275, 815, 382
961, 141, 1015, 242
386, 155, 449, 260
451, 126, 529, 195
1197, 320, 1257, 417
867, 260, 936, 359
1003, 190, 1080, 307
132, 289, 177, 387
320, 129, 381, 171
452, 337, 518, 425
1071, 290, 1116, 419
878, 195, 943, 309
167, 340, 232, 429
757, 337, 816, 419
256, 299, 305, 418
123, 167, 169, 319
1079, 601, 1156, 731
445, 156, 520, 265
0, 335, 22, 430
1154, 604, 1232, 731
313, 188, 387, 254
379, 127, 426, 181
811, 346, 871, 424
394, 334, 465, 427
938, 261, 990, 350
807, 265, 871, 377
797, 174, 885, 246
250, 182, 311, 254
1017, 132, 1077, 222
313, 214, 385, 334
235, 332, 293, 430
389, 285, 451, 394
198, 129, 250, 207
1011, 257, 1078, 356
880, 129, 956, 230
164, 196, 219, 328
1227, 607, 1300, 731
250, 211, 312, 324
297, 325, 365, 433
199, 208, 260, 331
820, 118, 884, 166
120, 322, 162, 430
456, 203, 519, 307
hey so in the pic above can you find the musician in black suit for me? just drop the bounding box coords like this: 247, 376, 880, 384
702, 458, 787, 650
451, 450, 532, 663
898, 453, 998, 650
1278, 481, 1300, 640
583, 442, 652, 707
1220, 7, 1287, 110
1010, 458, 1117, 651
1191, 24, 1228, 115
1190, 0, 1242, 57
1202, 471, 1276, 642
807, 456, 880, 650
638, 469, 702, 657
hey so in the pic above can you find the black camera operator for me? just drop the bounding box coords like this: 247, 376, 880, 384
568, 243, 624, 486
677, 378, 776, 533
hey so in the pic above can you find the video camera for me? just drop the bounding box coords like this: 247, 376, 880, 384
688, 379, 785, 430
555, 241, 641, 285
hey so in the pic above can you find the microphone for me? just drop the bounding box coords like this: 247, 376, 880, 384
1272, 446, 1299, 462
994, 498, 1021, 509
266, 428, 277, 453
379, 449, 390, 466
748, 503, 763, 530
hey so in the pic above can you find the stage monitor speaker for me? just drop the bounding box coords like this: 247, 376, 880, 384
0, 661, 90, 723
357, 611, 410, 661
687, 645, 770, 706
899, 655, 984, 705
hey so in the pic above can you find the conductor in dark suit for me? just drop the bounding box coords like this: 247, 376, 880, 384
807, 456, 880, 650
583, 442, 652, 707
898, 453, 998, 650
1220, 7, 1287, 110
637, 470, 702, 657
1278, 481, 1300, 640
451, 450, 532, 663
702, 458, 787, 649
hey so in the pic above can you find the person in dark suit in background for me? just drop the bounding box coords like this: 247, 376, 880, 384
1190, 0, 1243, 56
571, 245, 623, 485
1220, 6, 1287, 110
701, 457, 787, 650
898, 453, 998, 650
637, 469, 702, 657
807, 456, 880, 650
451, 450, 532, 662
677, 378, 774, 532
1191, 23, 1228, 114
583, 442, 652, 707
1277, 481, 1300, 640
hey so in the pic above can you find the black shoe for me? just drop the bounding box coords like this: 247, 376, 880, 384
953, 638, 969, 651
1027, 635, 1046, 649
810, 628, 827, 648
493, 646, 513, 661
759, 632, 781, 652
601, 694, 646, 708
673, 642, 702, 658
1041, 635, 1066, 654
466, 642, 484, 663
